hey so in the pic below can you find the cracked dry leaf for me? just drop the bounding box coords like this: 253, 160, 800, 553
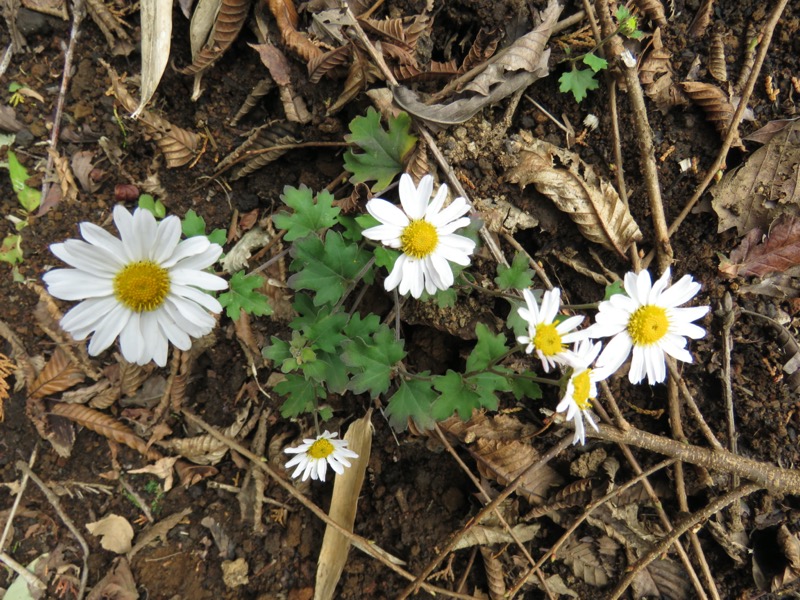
631, 558, 692, 600
86, 514, 135, 554
29, 347, 84, 399
711, 119, 800, 235
158, 403, 251, 465
720, 213, 800, 278
452, 523, 540, 550
506, 137, 642, 257
561, 537, 613, 587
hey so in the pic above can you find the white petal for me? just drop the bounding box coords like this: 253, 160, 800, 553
424, 182, 448, 218
52, 239, 122, 276
521, 289, 540, 322
659, 335, 694, 364
400, 174, 429, 220
316, 459, 327, 482
361, 224, 403, 243
658, 274, 701, 307
647, 344, 666, 384
120, 313, 146, 365
669, 305, 710, 325
635, 270, 653, 305
168, 244, 223, 272
608, 293, 638, 313
163, 297, 214, 338
60, 296, 120, 334
401, 258, 424, 298
86, 304, 132, 355
79, 222, 127, 261
159, 237, 211, 269
366, 199, 410, 228
541, 289, 561, 323
671, 321, 706, 340
628, 345, 647, 384
556, 315, 584, 335
623, 271, 641, 303
170, 269, 228, 291
648, 268, 671, 304
43, 269, 114, 300
167, 292, 218, 327
429, 254, 454, 289
156, 311, 192, 350
129, 208, 158, 260
151, 215, 182, 264
436, 237, 475, 265
597, 332, 633, 374
383, 253, 405, 292
112, 205, 135, 250
429, 197, 470, 228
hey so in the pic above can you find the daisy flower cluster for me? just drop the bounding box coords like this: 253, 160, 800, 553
284, 430, 358, 482
516, 269, 709, 445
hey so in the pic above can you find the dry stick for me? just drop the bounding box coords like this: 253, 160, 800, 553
181, 411, 480, 600
506, 458, 677, 597
16, 461, 90, 600
0, 551, 47, 592
595, 0, 672, 273
397, 435, 576, 600
587, 421, 800, 495
667, 358, 724, 450
608, 483, 761, 600
642, 0, 792, 270
433, 425, 556, 600
666, 373, 721, 600
40, 0, 85, 206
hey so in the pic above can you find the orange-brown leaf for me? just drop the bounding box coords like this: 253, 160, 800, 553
720, 214, 800, 278
29, 347, 85, 399
180, 0, 251, 75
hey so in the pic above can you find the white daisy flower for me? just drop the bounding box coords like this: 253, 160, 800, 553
362, 173, 476, 299
517, 288, 585, 372
556, 340, 606, 445
590, 268, 709, 385
43, 205, 227, 368
284, 430, 359, 482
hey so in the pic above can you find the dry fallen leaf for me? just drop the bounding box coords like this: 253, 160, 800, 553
86, 514, 135, 554
134, 0, 172, 118
86, 556, 138, 600
506, 137, 642, 258
720, 214, 800, 278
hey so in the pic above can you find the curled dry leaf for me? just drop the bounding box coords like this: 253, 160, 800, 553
711, 119, 800, 235
29, 347, 85, 399
86, 514, 135, 554
480, 546, 507, 600
632, 0, 667, 27
506, 137, 642, 258
71, 150, 101, 193
639, 29, 686, 114
182, 0, 250, 75
560, 537, 612, 587
267, 0, 322, 63
709, 32, 728, 82
85, 0, 134, 56
328, 49, 381, 115
720, 214, 800, 278
134, 0, 172, 118
632, 558, 693, 600
216, 120, 299, 180
128, 508, 192, 558
452, 523, 540, 551
0, 104, 25, 132
158, 403, 251, 464
230, 76, 274, 126
458, 27, 501, 75
680, 81, 744, 149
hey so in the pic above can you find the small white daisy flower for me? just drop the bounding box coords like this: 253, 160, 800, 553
556, 340, 606, 445
43, 205, 228, 367
590, 268, 709, 385
362, 173, 476, 299
284, 431, 359, 482
517, 288, 585, 372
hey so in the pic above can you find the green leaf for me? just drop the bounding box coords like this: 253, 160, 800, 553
385, 378, 436, 431
262, 336, 291, 364
495, 252, 534, 290
343, 108, 417, 192
208, 229, 227, 246
290, 303, 348, 353
338, 215, 364, 242
432, 370, 483, 421
373, 246, 400, 271
0, 234, 23, 265
274, 374, 325, 417
435, 287, 457, 308
288, 231, 372, 306
6, 150, 41, 212
273, 185, 340, 241
509, 375, 542, 401
559, 66, 599, 102
341, 326, 405, 397
310, 351, 350, 394
218, 270, 272, 320
466, 323, 509, 372
181, 209, 207, 237
138, 194, 166, 218
582, 52, 608, 73
506, 298, 529, 339
343, 312, 382, 340
604, 279, 625, 300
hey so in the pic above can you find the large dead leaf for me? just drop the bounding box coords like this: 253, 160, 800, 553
720, 214, 800, 278
560, 537, 612, 587
506, 137, 642, 258
315, 412, 373, 600
133, 0, 172, 117
681, 81, 743, 149
183, 0, 251, 76
86, 557, 138, 600
711, 119, 800, 235
28, 347, 84, 399
452, 523, 540, 550
86, 514, 135, 554
631, 558, 693, 599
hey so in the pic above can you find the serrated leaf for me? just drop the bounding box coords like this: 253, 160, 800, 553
341, 326, 405, 397
312, 351, 350, 394
343, 108, 417, 192
604, 280, 625, 300
385, 378, 436, 431
0, 234, 23, 265
466, 323, 509, 372
275, 373, 325, 417
495, 252, 534, 290
218, 270, 272, 320
273, 185, 340, 241
6, 150, 41, 212
720, 213, 800, 279
290, 300, 348, 353
182, 209, 207, 237
263, 336, 291, 363
509, 374, 542, 400
288, 231, 372, 306
435, 287, 457, 308
432, 370, 482, 421
138, 194, 166, 218
582, 53, 608, 73
558, 65, 599, 102
343, 312, 382, 340
373, 246, 400, 271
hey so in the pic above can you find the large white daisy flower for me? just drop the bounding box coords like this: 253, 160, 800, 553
43, 205, 227, 367
284, 430, 359, 482
517, 288, 585, 372
556, 340, 606, 445
362, 173, 476, 299
589, 268, 709, 385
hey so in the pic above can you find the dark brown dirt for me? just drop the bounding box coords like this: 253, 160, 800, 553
2, 0, 800, 599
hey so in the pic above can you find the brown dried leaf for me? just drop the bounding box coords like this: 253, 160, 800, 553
229, 121, 300, 180
631, 558, 692, 600
250, 41, 292, 85
60, 379, 113, 405
744, 118, 800, 145
394, 60, 458, 83
181, 0, 250, 75
175, 460, 218, 487
720, 214, 800, 278
230, 77, 274, 126
117, 354, 154, 398
440, 411, 539, 444
278, 85, 311, 124
586, 503, 658, 553
708, 32, 728, 82
711, 119, 800, 235
632, 0, 667, 27
86, 557, 138, 600
267, 0, 323, 62
308, 44, 352, 84
86, 514, 135, 554
71, 150, 101, 193
0, 104, 25, 132
85, 0, 134, 56
159, 404, 250, 464
680, 81, 743, 149
48, 148, 79, 205
481, 546, 506, 600
128, 456, 179, 492
506, 138, 642, 257
128, 508, 192, 558
453, 523, 540, 550
526, 478, 594, 518
472, 438, 562, 505
0, 353, 14, 421
687, 0, 714, 38
50, 402, 161, 460
29, 348, 85, 399
327, 50, 381, 115
380, 42, 418, 68
458, 28, 501, 75
561, 537, 611, 587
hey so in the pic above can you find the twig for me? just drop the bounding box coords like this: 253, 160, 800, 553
668, 358, 724, 450
181, 410, 481, 599
595, 0, 672, 272
16, 460, 90, 600
502, 233, 554, 289
0, 551, 47, 592
432, 425, 556, 600
642, 0, 792, 270
118, 476, 154, 523
608, 483, 760, 600
397, 434, 575, 599
40, 0, 85, 206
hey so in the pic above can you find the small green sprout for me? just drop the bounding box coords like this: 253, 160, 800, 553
138, 194, 167, 219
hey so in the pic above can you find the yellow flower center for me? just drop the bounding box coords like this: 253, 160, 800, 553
400, 220, 438, 259
308, 438, 335, 459
113, 261, 170, 312
572, 369, 593, 410
627, 305, 669, 346
533, 323, 563, 356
